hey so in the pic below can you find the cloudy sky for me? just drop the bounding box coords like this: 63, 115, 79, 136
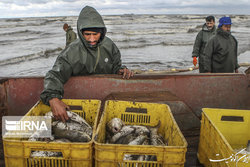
1, 0, 250, 18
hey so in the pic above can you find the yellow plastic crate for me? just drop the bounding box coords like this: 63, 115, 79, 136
198, 108, 250, 167
94, 100, 187, 167
3, 99, 101, 167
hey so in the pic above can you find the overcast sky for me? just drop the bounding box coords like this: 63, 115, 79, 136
1, 0, 250, 18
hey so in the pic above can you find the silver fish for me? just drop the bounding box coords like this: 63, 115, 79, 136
53, 127, 91, 142
106, 118, 125, 143
110, 126, 135, 143
111, 125, 150, 144
52, 119, 92, 137
141, 139, 151, 162
123, 135, 148, 161
148, 121, 165, 146
30, 150, 63, 157
106, 118, 125, 135
128, 135, 147, 145
133, 125, 150, 136
49, 110, 93, 141
28, 130, 54, 141
66, 111, 92, 129
46, 111, 92, 128
115, 132, 137, 144
30, 138, 70, 158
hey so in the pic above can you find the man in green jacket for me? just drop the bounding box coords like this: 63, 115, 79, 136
63, 23, 77, 47
40, 6, 133, 122
203, 16, 239, 73
192, 16, 216, 73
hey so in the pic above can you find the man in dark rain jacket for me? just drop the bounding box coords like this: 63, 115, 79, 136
40, 6, 133, 121
203, 16, 239, 73
192, 16, 216, 73
63, 23, 77, 47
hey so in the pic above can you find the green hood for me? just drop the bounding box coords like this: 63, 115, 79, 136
77, 6, 107, 47
40, 6, 122, 105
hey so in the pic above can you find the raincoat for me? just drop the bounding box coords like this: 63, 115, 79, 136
203, 28, 239, 73
41, 6, 123, 105
192, 24, 216, 73
65, 26, 77, 46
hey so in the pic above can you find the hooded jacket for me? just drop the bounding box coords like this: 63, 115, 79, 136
203, 28, 239, 73
192, 23, 216, 73
40, 6, 122, 105
66, 26, 77, 46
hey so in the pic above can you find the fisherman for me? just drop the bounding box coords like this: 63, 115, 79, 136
63, 23, 77, 47
40, 6, 134, 122
203, 16, 239, 73
192, 16, 216, 73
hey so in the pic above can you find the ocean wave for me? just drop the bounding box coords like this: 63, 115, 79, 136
114, 38, 147, 43
5, 18, 23, 22
0, 30, 43, 36
178, 15, 207, 20
0, 32, 54, 45
161, 42, 193, 46
0, 47, 62, 66
119, 43, 156, 49
187, 25, 202, 33
127, 61, 165, 65
119, 41, 193, 49
0, 40, 13, 45
108, 30, 177, 36
0, 18, 61, 29
0, 37, 41, 45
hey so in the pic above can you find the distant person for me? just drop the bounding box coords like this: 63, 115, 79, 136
41, 6, 133, 122
192, 16, 216, 73
63, 23, 77, 47
203, 16, 239, 73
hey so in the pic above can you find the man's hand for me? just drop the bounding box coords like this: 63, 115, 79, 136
193, 57, 197, 66
49, 98, 70, 122
118, 68, 134, 79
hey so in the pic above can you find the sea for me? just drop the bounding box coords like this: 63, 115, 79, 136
0, 14, 249, 77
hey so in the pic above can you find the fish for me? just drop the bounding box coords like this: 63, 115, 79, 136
30, 139, 70, 158
115, 132, 137, 144
133, 125, 150, 136
141, 139, 151, 162
123, 135, 148, 161
52, 119, 92, 138
47, 110, 93, 142
29, 111, 92, 160
106, 118, 125, 143
106, 118, 125, 135
148, 121, 165, 146
110, 126, 135, 143
128, 135, 148, 146
53, 127, 91, 142
28, 130, 54, 141
66, 111, 92, 129
146, 121, 165, 162
115, 125, 149, 144
30, 150, 63, 157
46, 110, 92, 130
